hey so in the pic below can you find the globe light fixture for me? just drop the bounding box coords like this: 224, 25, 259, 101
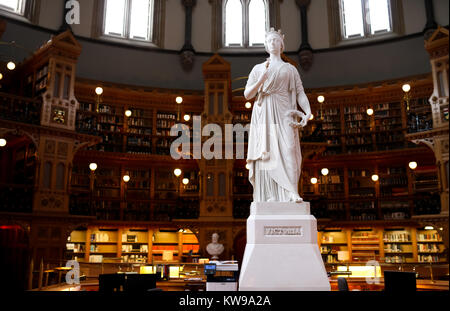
125, 110, 132, 117
245, 164, 251, 170
402, 84, 411, 93
7, 61, 16, 71
0, 138, 7, 147
95, 87, 103, 96
321, 168, 329, 176
309, 114, 314, 120
174, 168, 182, 177
317, 95, 325, 103
371, 174, 379, 182
245, 102, 252, 109
89, 163, 98, 172
409, 161, 418, 170
424, 225, 434, 230
310, 177, 318, 185
366, 108, 374, 116
0, 73, 3, 80
123, 175, 131, 183
176, 97, 183, 104
184, 114, 191, 122
182, 178, 190, 185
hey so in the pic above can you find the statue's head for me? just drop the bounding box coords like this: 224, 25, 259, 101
265, 28, 285, 55
212, 233, 219, 243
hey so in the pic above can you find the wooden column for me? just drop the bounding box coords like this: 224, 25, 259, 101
340, 103, 346, 154
346, 229, 353, 262
148, 228, 154, 264
378, 228, 385, 261
117, 227, 123, 259
411, 227, 419, 262
84, 227, 91, 262
150, 168, 155, 220
178, 231, 183, 262
406, 166, 415, 217
344, 167, 350, 220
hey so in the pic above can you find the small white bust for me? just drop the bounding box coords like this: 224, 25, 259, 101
206, 233, 224, 260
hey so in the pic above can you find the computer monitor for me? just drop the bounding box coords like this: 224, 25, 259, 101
384, 271, 416, 292
204, 264, 217, 275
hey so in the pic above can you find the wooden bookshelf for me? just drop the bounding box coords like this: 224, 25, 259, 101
318, 230, 349, 263
382, 228, 414, 263
415, 229, 446, 263
66, 227, 200, 264
350, 229, 381, 262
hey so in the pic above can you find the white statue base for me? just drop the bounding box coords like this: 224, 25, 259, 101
238, 202, 330, 291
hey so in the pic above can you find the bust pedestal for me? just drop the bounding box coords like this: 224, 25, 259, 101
238, 202, 330, 291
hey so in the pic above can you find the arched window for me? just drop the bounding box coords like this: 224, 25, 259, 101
248, 0, 267, 46
222, 0, 270, 49
341, 0, 391, 39
328, 0, 404, 46
224, 0, 243, 46
104, 0, 154, 41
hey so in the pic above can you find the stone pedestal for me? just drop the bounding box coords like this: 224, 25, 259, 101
238, 202, 330, 291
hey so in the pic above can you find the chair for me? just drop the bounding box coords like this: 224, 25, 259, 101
98, 274, 125, 292
337, 277, 349, 291
124, 274, 157, 292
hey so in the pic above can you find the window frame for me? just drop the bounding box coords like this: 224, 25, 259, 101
0, 0, 40, 24
92, 0, 165, 48
102, 0, 154, 42
211, 0, 281, 52
222, 0, 269, 49
0, 0, 25, 15
327, 0, 404, 47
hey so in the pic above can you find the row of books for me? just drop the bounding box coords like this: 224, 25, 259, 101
383, 233, 411, 242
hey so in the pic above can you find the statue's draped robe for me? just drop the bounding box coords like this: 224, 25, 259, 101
246, 61, 304, 202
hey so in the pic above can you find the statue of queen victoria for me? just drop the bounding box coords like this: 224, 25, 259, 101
245, 28, 312, 203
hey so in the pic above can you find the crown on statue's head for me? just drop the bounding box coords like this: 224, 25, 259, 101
265, 28, 285, 41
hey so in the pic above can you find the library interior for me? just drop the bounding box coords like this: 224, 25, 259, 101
0, 0, 448, 292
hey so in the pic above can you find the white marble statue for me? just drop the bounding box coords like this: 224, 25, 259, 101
206, 233, 224, 260
245, 28, 312, 203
